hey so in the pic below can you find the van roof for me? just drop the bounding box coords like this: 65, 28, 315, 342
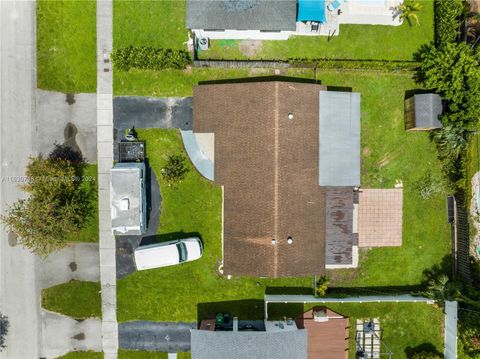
134, 243, 180, 270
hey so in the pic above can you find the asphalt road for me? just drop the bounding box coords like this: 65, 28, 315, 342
0, 1, 40, 358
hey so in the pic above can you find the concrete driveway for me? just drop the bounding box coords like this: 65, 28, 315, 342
39, 243, 100, 289
40, 310, 102, 359
119, 321, 196, 352
35, 90, 97, 163
116, 165, 161, 279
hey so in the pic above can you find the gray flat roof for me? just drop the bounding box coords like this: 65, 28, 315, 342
319, 91, 361, 187
414, 94, 443, 128
110, 162, 146, 236
186, 0, 297, 31
191, 329, 307, 359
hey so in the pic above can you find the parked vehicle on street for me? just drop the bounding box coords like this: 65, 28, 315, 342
134, 237, 203, 270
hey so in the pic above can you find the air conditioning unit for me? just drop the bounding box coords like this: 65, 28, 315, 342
198, 37, 209, 50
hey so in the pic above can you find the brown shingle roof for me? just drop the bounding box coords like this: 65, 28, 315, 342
193, 81, 327, 277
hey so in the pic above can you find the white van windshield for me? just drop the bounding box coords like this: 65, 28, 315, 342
177, 242, 187, 262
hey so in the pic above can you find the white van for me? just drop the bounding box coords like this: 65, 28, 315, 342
134, 237, 203, 271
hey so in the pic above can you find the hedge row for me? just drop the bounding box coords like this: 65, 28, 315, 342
289, 58, 419, 72
111, 46, 191, 71
434, 0, 464, 45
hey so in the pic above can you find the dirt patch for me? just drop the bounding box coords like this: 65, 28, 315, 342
362, 147, 371, 157
470, 172, 480, 260
239, 40, 263, 57
469, 0, 480, 13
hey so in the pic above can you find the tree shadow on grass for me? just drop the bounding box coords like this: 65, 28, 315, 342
404, 342, 443, 357
140, 231, 202, 246
198, 75, 319, 86
197, 299, 265, 324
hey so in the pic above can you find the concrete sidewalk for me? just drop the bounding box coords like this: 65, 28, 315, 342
39, 243, 100, 289
40, 310, 102, 359
96, 0, 118, 358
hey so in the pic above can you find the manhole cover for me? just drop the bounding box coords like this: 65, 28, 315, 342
7, 232, 17, 247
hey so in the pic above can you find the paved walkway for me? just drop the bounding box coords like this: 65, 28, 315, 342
39, 243, 100, 289
118, 321, 195, 352
40, 310, 102, 359
36, 90, 97, 162
96, 0, 118, 358
0, 1, 40, 358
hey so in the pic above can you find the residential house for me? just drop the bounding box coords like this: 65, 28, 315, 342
186, 0, 403, 42
191, 307, 348, 359
187, 80, 403, 278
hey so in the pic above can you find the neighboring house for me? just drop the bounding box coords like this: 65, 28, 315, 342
191, 307, 348, 359
404, 93, 443, 131
186, 0, 402, 42
188, 80, 403, 277
110, 162, 147, 236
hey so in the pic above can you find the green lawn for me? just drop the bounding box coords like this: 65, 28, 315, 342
67, 164, 99, 243
113, 0, 187, 49
42, 281, 101, 319
56, 352, 103, 359
113, 67, 315, 97
36, 0, 96, 93
315, 71, 451, 287
269, 302, 444, 359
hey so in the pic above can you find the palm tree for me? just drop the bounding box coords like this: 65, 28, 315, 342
398, 1, 423, 26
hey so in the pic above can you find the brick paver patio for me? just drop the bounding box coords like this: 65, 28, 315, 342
358, 189, 403, 247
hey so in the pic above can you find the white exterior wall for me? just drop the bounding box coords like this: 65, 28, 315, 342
194, 29, 291, 40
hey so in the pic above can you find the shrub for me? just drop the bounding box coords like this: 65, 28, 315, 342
289, 58, 419, 72
414, 170, 445, 199
314, 275, 329, 297
161, 154, 189, 184
0, 313, 8, 352
111, 46, 191, 71
434, 0, 465, 45
418, 42, 480, 129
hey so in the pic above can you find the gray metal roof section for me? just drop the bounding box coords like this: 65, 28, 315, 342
181, 130, 214, 181
110, 162, 147, 236
191, 329, 307, 359
414, 94, 443, 129
186, 0, 297, 31
319, 91, 361, 187
444, 301, 458, 359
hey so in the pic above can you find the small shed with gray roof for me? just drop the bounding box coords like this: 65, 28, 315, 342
190, 329, 307, 359
186, 0, 297, 31
404, 93, 443, 131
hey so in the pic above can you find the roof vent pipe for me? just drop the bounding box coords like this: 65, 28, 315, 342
288, 112, 294, 120
287, 236, 293, 244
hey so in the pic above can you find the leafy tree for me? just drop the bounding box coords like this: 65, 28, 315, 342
0, 313, 9, 352
418, 42, 480, 128
161, 154, 189, 185
398, 1, 422, 26
1, 146, 96, 257
422, 274, 480, 308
